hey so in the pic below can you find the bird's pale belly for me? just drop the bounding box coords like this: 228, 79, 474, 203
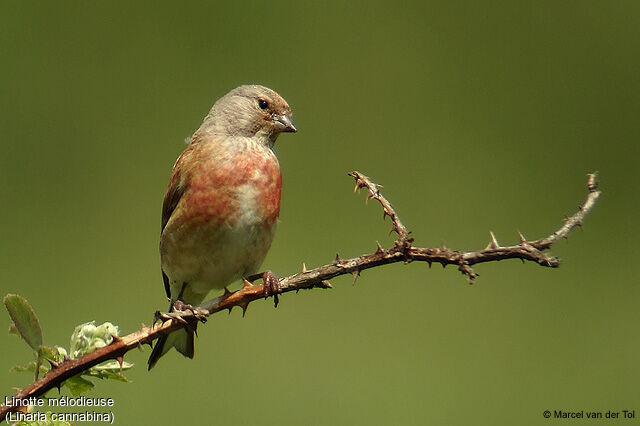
161, 213, 276, 304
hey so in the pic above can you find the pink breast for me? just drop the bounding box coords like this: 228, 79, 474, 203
185, 149, 281, 227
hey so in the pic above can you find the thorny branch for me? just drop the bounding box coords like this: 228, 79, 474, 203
0, 171, 601, 420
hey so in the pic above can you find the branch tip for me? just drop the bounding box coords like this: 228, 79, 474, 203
587, 172, 599, 192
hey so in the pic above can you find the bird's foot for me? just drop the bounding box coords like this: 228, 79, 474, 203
154, 300, 208, 325
173, 300, 208, 323
262, 270, 281, 307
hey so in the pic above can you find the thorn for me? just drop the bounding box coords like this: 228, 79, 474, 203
47, 359, 59, 370
577, 220, 583, 230
441, 262, 446, 268
563, 215, 569, 223
490, 231, 499, 248
427, 260, 432, 268
227, 307, 232, 315
302, 262, 307, 272
351, 269, 360, 284
240, 303, 249, 317
375, 241, 384, 254
242, 279, 253, 289
520, 258, 525, 264
587, 172, 599, 191
382, 211, 388, 220
320, 280, 332, 288
223, 287, 233, 297
518, 231, 526, 245
334, 253, 342, 264
116, 356, 124, 371
110, 334, 123, 344
296, 289, 299, 293
389, 227, 395, 235
486, 231, 500, 250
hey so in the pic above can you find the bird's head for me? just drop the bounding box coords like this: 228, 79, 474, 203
199, 85, 296, 146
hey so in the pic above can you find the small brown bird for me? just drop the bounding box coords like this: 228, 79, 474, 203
148, 85, 296, 369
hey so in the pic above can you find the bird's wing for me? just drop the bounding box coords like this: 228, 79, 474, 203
161, 162, 186, 233
160, 146, 193, 298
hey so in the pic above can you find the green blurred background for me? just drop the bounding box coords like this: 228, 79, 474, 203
1, 1, 638, 425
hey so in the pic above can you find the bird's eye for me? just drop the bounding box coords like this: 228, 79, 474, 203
258, 99, 269, 110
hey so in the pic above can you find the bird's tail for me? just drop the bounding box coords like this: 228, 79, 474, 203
148, 289, 205, 370
148, 327, 194, 370
148, 300, 196, 370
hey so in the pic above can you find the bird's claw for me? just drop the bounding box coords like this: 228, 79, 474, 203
173, 300, 208, 323
154, 310, 188, 325
154, 301, 208, 325
262, 270, 281, 307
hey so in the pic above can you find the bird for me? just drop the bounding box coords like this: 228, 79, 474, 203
148, 85, 296, 369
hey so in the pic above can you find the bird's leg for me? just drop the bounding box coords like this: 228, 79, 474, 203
262, 270, 281, 307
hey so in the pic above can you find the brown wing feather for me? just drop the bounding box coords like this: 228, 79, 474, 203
160, 146, 193, 298
161, 172, 184, 233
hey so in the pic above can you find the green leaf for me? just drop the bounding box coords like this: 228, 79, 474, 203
84, 360, 133, 382
92, 359, 134, 372
38, 345, 67, 364
10, 361, 48, 376
10, 362, 35, 373
63, 375, 94, 396
86, 368, 130, 383
4, 294, 43, 350
8, 323, 19, 336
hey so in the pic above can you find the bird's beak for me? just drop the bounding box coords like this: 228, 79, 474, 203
277, 114, 297, 133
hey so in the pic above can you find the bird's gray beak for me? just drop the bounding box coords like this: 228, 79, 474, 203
277, 114, 297, 133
